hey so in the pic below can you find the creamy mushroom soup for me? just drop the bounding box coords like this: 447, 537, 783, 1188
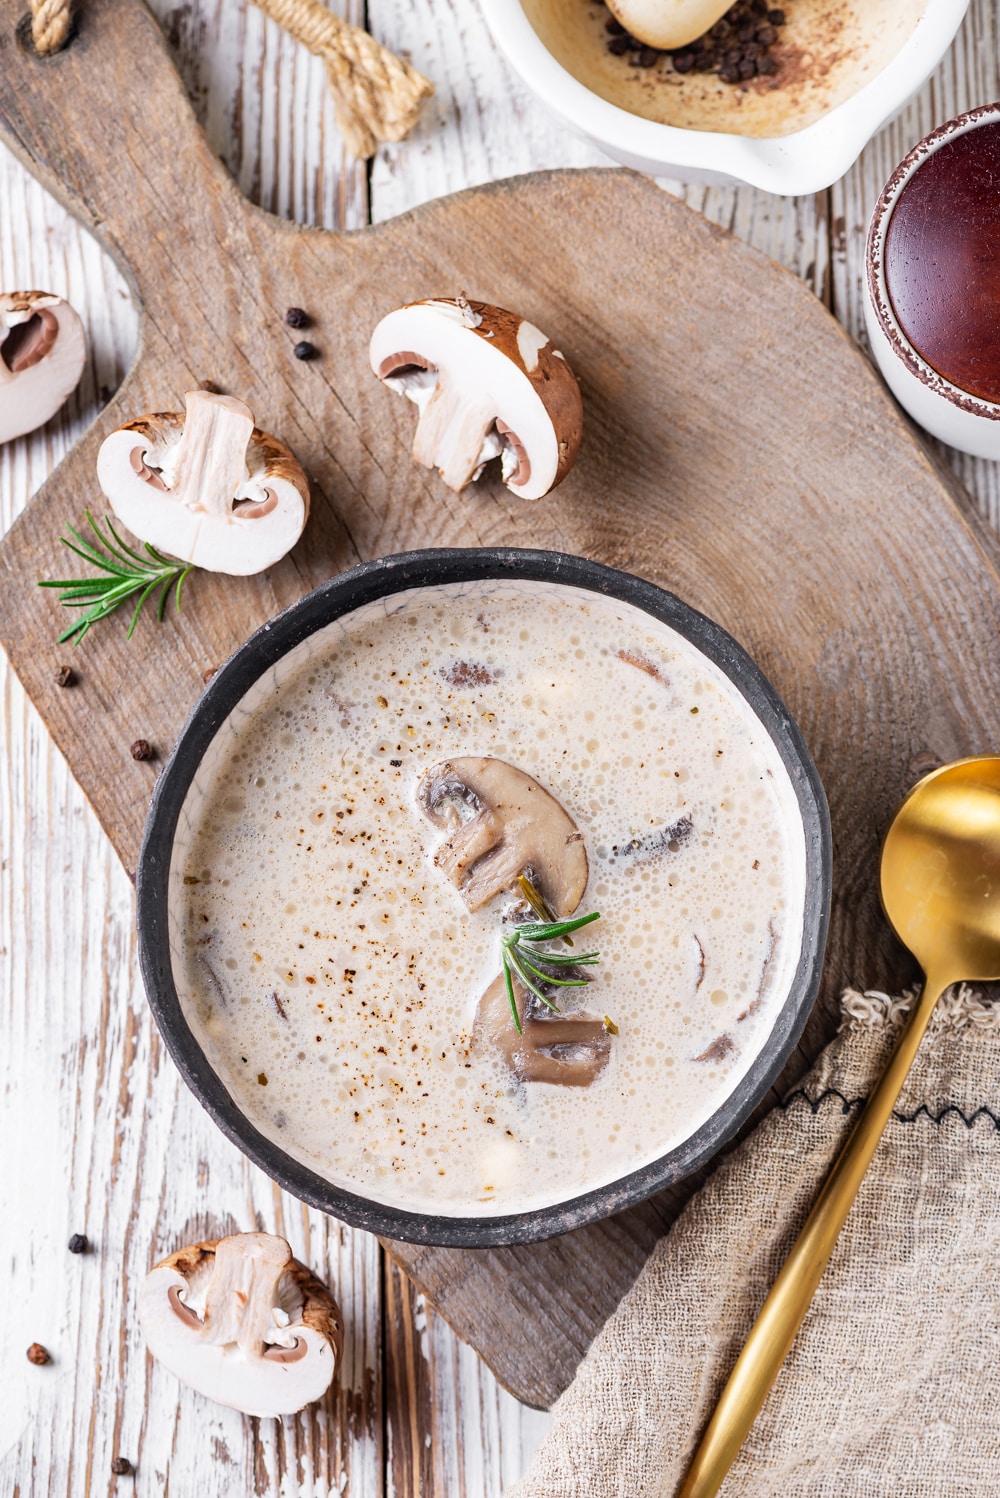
170, 581, 806, 1216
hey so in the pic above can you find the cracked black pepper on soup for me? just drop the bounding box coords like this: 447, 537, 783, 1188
171, 581, 805, 1216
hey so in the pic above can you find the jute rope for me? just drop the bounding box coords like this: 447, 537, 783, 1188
29, 0, 72, 53
27, 0, 433, 159
251, 0, 434, 158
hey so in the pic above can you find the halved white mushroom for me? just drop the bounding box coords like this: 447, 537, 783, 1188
139, 1232, 342, 1418
417, 756, 588, 916
96, 390, 310, 575
605, 0, 733, 48
0, 291, 86, 444
369, 298, 583, 501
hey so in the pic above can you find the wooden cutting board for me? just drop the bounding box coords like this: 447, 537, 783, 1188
5, 0, 1000, 1412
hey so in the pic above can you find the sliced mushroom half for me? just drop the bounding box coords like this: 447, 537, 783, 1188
96, 390, 310, 575
0, 291, 86, 444
475, 971, 611, 1087
417, 756, 588, 916
369, 298, 583, 501
139, 1232, 342, 1417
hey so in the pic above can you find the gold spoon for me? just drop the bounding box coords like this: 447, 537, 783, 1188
677, 755, 1000, 1498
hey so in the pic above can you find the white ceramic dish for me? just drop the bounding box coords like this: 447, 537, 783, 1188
864, 102, 1000, 461
480, 0, 969, 194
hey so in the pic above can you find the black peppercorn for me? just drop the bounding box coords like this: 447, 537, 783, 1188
293, 340, 317, 361
285, 306, 308, 328
68, 1233, 89, 1254
54, 665, 75, 688
130, 739, 154, 762
110, 1457, 133, 1476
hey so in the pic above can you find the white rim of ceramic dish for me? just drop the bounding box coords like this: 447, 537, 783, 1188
866, 99, 1000, 423
480, 0, 970, 195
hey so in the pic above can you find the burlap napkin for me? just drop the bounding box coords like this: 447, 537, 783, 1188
508, 987, 1000, 1497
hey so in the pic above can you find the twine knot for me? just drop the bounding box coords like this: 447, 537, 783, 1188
250, 0, 434, 159
29, 0, 72, 53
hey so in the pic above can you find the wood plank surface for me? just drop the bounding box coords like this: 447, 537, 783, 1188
2, 0, 999, 1490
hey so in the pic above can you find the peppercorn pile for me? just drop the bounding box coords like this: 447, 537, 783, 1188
604, 0, 786, 82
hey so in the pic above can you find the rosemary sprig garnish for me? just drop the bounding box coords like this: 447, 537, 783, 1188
38, 511, 194, 645
501, 910, 601, 1035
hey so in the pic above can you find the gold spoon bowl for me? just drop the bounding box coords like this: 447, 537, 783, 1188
678, 755, 1000, 1498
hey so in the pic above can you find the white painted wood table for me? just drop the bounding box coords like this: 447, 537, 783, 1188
3, 2, 1000, 1492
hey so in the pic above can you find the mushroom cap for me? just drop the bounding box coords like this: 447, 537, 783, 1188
370, 299, 583, 501
0, 291, 86, 444
139, 1233, 342, 1418
96, 391, 310, 575
604, 0, 732, 48
417, 756, 588, 915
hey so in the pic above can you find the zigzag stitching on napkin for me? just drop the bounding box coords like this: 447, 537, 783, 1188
777, 1086, 1000, 1132
841, 984, 1000, 1031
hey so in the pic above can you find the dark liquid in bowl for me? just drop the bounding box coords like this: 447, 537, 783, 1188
885, 119, 1000, 404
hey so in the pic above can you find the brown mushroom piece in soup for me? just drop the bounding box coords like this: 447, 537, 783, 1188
609, 813, 694, 866
417, 756, 588, 916
475, 971, 611, 1087
369, 298, 583, 500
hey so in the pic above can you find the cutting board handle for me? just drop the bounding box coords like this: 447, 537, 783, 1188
0, 0, 245, 295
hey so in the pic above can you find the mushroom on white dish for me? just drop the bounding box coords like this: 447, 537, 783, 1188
139, 1232, 342, 1417
604, 0, 732, 48
417, 756, 588, 916
369, 298, 583, 500
0, 291, 86, 444
96, 390, 310, 575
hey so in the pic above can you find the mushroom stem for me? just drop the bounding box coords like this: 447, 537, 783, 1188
200, 1233, 292, 1357
165, 391, 254, 517
411, 380, 498, 492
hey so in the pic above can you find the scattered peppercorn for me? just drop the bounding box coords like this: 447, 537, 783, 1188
285, 306, 308, 328
68, 1233, 89, 1254
54, 665, 75, 688
203, 666, 218, 684
27, 1343, 50, 1365
293, 340, 317, 361
602, 0, 786, 83
198, 379, 218, 393
130, 739, 154, 762
110, 1457, 133, 1476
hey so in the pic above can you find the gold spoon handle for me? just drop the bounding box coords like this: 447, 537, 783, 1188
675, 974, 948, 1498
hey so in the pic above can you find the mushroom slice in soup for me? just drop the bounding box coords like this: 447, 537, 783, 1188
474, 972, 611, 1088
417, 756, 588, 917
608, 814, 694, 866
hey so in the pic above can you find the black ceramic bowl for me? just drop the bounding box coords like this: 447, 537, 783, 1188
137, 549, 831, 1247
